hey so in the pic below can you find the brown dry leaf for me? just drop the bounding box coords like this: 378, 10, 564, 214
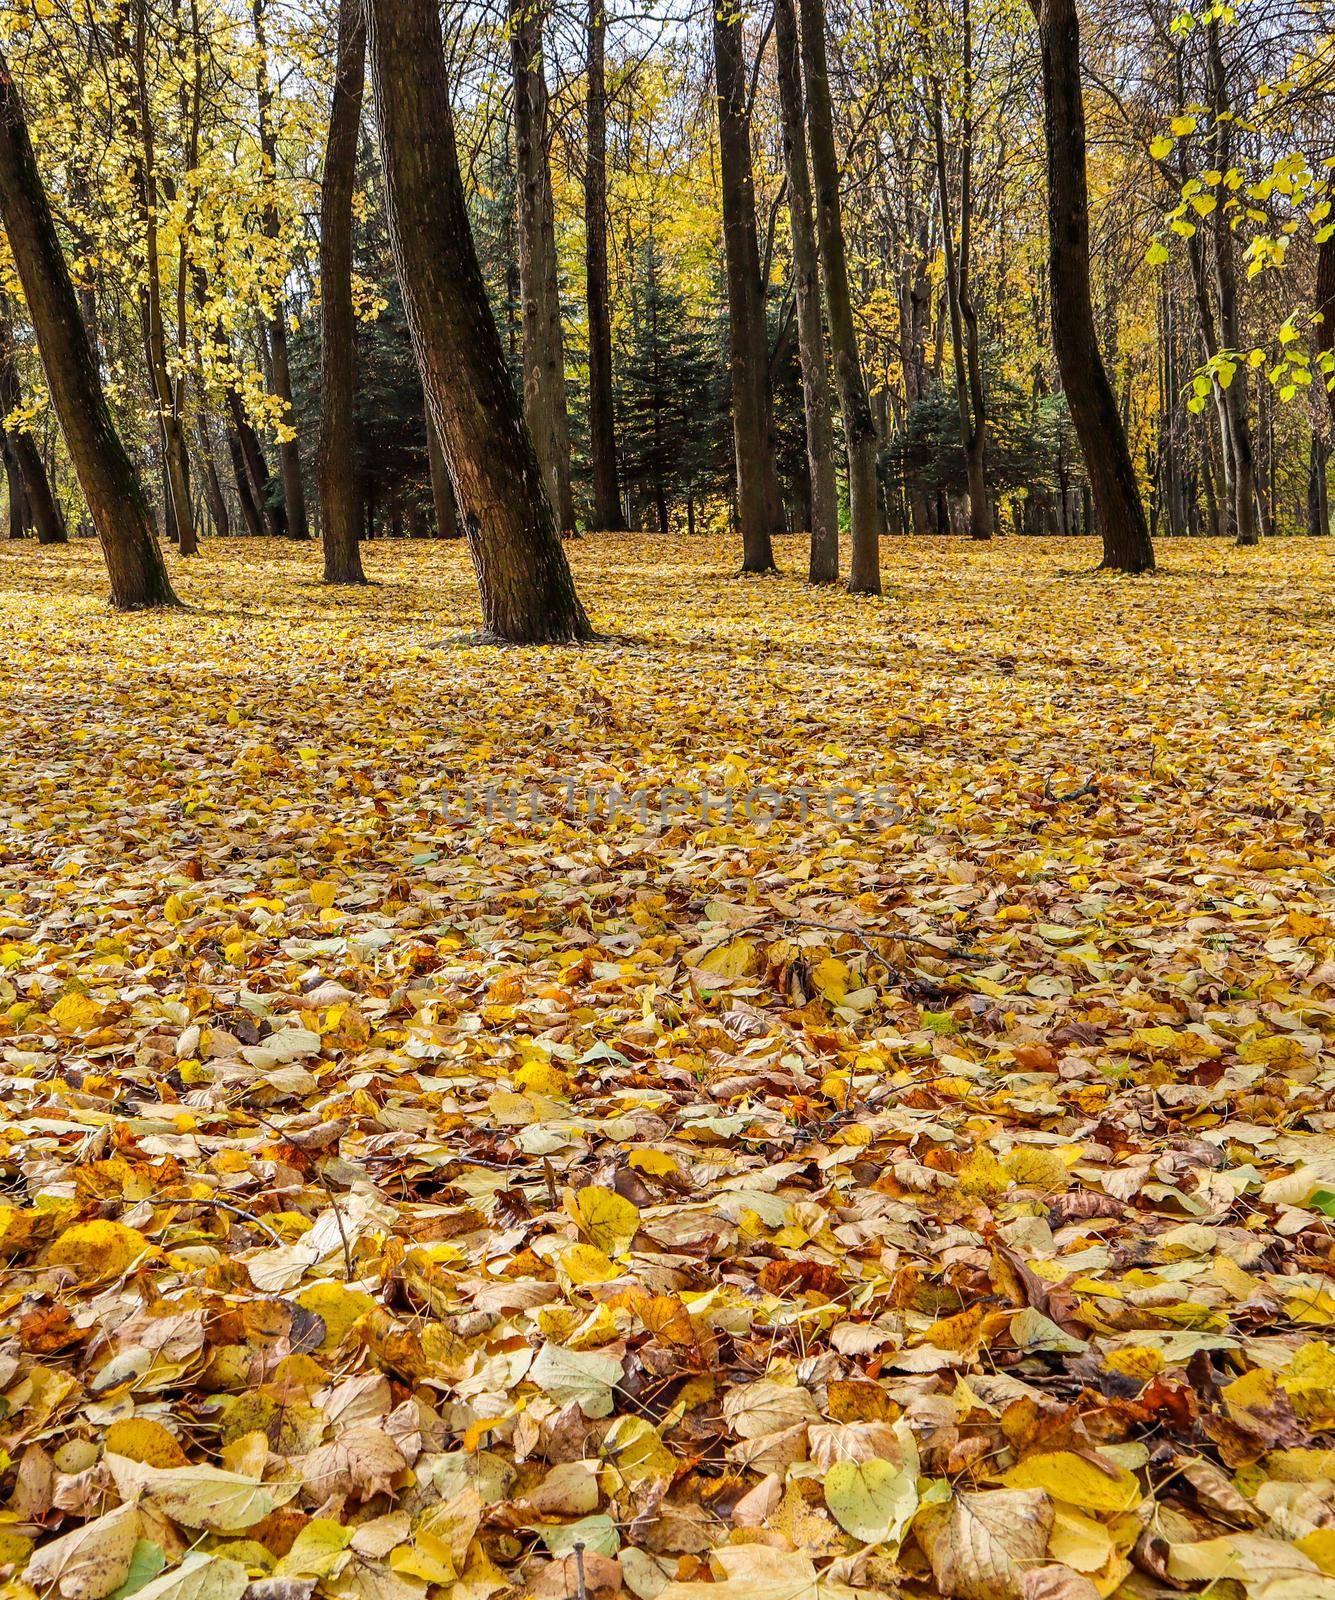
24, 1502, 141, 1599
917, 1488, 1055, 1600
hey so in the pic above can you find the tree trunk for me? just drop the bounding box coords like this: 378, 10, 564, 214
120, 0, 196, 556
254, 0, 310, 541
0, 302, 65, 543
197, 426, 231, 537
713, 1, 779, 573
317, 0, 367, 584
511, 0, 576, 533
0, 47, 177, 605
425, 405, 460, 538
799, 0, 880, 591
584, 0, 623, 531
1308, 433, 1329, 536
364, 0, 590, 642
225, 385, 285, 536
774, 0, 838, 585
2, 431, 29, 538
1316, 229, 1335, 430
929, 30, 991, 542
1204, 18, 1257, 547
1032, 0, 1153, 573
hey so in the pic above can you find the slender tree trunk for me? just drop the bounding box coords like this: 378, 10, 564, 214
584, 0, 623, 531
120, 0, 196, 555
1308, 433, 1328, 537
774, 0, 838, 585
425, 406, 460, 538
0, 46, 177, 605
511, 0, 576, 532
928, 29, 991, 542
1204, 18, 1257, 547
197, 424, 230, 537
1031, 0, 1153, 572
225, 384, 285, 536
713, 1, 779, 573
317, 0, 367, 584
0, 301, 65, 544
799, 0, 880, 591
253, 0, 310, 541
1316, 230, 1335, 430
2, 432, 29, 538
364, 0, 590, 642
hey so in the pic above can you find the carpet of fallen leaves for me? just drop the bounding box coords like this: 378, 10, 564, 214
2, 532, 1335, 1600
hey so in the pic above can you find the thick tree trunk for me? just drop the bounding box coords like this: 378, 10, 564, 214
713, 2, 779, 573
0, 304, 66, 544
0, 47, 176, 605
511, 0, 576, 533
799, 0, 880, 591
317, 0, 367, 585
425, 406, 460, 538
1032, 0, 1153, 573
584, 0, 623, 531
254, 0, 310, 541
364, 0, 590, 642
774, 0, 837, 584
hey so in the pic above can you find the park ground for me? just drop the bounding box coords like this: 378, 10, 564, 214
1, 533, 1335, 1598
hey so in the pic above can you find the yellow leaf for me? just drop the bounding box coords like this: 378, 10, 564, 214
811, 956, 851, 1002
47, 1220, 151, 1281
103, 1420, 188, 1469
698, 938, 758, 978
1298, 1528, 1335, 1576
50, 993, 102, 1034
1002, 1451, 1141, 1514
560, 1242, 620, 1286
571, 1185, 639, 1257
1280, 1342, 1335, 1426
309, 880, 338, 909
273, 1520, 353, 1580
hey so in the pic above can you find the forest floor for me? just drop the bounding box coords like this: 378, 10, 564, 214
1, 532, 1334, 1600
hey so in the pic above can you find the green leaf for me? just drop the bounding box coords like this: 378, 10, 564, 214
823, 1458, 918, 1548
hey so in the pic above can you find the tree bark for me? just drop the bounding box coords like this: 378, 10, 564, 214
713, 0, 779, 573
1203, 18, 1257, 547
1031, 0, 1153, 573
254, 0, 310, 540
511, 0, 576, 532
2, 431, 28, 539
425, 405, 460, 537
928, 10, 991, 542
120, 0, 196, 555
0, 47, 177, 605
1308, 432, 1328, 537
798, 0, 880, 591
0, 302, 65, 543
1316, 229, 1335, 429
774, 0, 837, 584
364, 0, 590, 642
317, 0, 367, 584
584, 0, 624, 531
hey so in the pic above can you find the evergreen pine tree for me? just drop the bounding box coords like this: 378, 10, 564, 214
615, 236, 725, 532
